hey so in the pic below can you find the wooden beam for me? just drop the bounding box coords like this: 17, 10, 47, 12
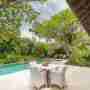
67, 0, 90, 34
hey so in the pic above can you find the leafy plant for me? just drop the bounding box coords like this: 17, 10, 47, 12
34, 9, 90, 66
0, 1, 46, 64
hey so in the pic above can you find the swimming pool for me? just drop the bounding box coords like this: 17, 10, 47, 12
0, 64, 28, 75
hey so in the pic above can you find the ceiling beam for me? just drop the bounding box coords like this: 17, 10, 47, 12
67, 0, 90, 34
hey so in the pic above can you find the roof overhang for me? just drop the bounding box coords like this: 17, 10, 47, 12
67, 0, 90, 34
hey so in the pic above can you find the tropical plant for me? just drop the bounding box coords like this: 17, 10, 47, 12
34, 9, 90, 66
0, 0, 47, 64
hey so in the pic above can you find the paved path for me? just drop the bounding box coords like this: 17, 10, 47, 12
0, 66, 90, 90
66, 66, 90, 90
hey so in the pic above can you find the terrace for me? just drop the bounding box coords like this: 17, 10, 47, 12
0, 0, 90, 90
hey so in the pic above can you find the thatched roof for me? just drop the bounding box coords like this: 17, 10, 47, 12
67, 0, 90, 34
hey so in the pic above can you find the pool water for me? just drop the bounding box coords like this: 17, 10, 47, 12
0, 64, 28, 75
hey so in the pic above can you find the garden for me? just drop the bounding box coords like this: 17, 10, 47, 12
0, 0, 90, 66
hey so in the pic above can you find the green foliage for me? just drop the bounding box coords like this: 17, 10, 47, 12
30, 42, 48, 58
34, 9, 90, 66
0, 1, 90, 66
0, 0, 49, 64
0, 1, 40, 64
68, 31, 90, 66
35, 9, 78, 38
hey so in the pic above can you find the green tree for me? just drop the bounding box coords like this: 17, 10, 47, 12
0, 0, 47, 64
34, 9, 90, 66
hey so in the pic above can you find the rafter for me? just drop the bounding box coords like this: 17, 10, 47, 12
67, 0, 90, 34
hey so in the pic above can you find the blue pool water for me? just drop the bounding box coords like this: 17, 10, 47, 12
0, 64, 28, 76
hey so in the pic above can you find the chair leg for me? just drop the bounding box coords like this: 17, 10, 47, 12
32, 86, 38, 90
61, 67, 68, 90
